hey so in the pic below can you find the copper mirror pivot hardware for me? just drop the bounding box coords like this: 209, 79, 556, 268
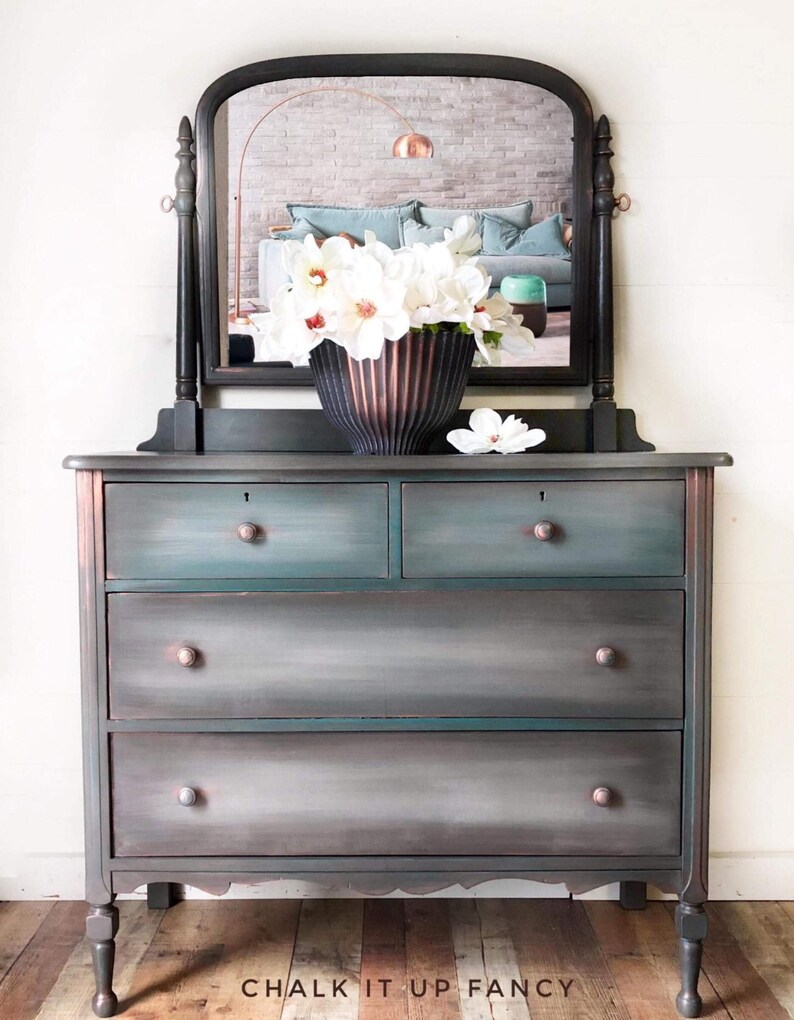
614, 192, 632, 212
592, 787, 614, 807
176, 646, 197, 667
177, 787, 197, 807
237, 522, 258, 542
596, 646, 616, 667
533, 520, 555, 541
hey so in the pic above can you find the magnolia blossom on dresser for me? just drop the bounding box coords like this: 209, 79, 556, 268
447, 408, 546, 455
251, 216, 535, 365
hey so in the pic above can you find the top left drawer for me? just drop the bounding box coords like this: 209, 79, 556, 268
104, 483, 389, 579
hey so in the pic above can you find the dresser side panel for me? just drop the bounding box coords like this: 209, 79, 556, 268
76, 470, 112, 904
681, 466, 714, 903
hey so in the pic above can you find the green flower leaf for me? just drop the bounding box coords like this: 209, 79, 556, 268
482, 330, 503, 345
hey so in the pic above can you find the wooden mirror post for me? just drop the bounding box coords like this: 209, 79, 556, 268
591, 114, 618, 452
172, 116, 200, 451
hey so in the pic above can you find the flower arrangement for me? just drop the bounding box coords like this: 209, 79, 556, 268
252, 216, 535, 366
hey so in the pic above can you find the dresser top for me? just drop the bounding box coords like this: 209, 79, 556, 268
63, 451, 732, 472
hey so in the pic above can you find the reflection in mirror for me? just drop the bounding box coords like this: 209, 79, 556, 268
215, 76, 574, 370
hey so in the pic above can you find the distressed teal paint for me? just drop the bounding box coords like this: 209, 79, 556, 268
105, 482, 389, 580
403, 480, 686, 578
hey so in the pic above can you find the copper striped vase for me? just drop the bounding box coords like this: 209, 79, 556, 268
310, 330, 475, 455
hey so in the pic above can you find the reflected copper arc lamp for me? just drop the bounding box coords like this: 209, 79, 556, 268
230, 86, 434, 324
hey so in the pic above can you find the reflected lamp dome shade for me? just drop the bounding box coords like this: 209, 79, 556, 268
392, 132, 434, 158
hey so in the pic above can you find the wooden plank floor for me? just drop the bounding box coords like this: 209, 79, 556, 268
0, 900, 791, 1020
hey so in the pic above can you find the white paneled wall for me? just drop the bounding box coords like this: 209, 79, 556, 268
0, 0, 791, 900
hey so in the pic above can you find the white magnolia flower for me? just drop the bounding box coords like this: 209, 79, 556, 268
496, 320, 537, 360
405, 274, 442, 327
419, 238, 459, 280
470, 292, 513, 335
252, 285, 335, 365
444, 214, 482, 258
282, 234, 353, 316
405, 249, 489, 328
447, 408, 546, 455
434, 264, 490, 325
361, 231, 418, 285
333, 255, 410, 360
469, 293, 535, 365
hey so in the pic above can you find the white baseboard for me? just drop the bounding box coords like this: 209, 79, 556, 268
707, 853, 794, 900
2, 853, 792, 901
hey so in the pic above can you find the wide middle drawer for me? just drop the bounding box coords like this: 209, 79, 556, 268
108, 590, 683, 719
104, 482, 389, 579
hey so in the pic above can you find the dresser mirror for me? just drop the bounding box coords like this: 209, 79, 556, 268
195, 54, 594, 387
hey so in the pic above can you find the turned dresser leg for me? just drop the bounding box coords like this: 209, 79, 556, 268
675, 900, 708, 1018
86, 902, 119, 1017
619, 881, 647, 910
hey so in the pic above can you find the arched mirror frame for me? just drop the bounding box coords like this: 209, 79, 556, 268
194, 53, 595, 388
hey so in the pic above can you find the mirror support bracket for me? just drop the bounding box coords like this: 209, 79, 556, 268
172, 115, 201, 451
591, 114, 618, 452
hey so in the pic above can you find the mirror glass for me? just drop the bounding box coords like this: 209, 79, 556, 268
212, 75, 577, 376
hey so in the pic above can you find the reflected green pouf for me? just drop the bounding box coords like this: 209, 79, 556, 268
501, 274, 547, 337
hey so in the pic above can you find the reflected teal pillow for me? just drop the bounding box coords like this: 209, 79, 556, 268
480, 212, 571, 258
399, 218, 448, 246
271, 217, 327, 241
285, 200, 417, 249
417, 199, 534, 231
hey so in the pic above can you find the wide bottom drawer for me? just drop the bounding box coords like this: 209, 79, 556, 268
111, 732, 681, 857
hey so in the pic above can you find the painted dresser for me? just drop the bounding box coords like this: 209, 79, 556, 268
65, 449, 729, 1018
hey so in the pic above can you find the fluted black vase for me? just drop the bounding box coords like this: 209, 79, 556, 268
310, 330, 475, 455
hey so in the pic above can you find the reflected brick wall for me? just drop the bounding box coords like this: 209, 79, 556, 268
222, 76, 574, 301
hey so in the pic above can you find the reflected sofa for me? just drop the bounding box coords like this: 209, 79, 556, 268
255, 199, 572, 311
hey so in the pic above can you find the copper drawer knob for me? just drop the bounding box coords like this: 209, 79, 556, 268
592, 787, 614, 807
533, 520, 555, 542
596, 646, 616, 667
237, 522, 258, 543
177, 787, 197, 807
176, 646, 197, 668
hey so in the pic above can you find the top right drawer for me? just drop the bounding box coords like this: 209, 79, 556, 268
402, 481, 685, 578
